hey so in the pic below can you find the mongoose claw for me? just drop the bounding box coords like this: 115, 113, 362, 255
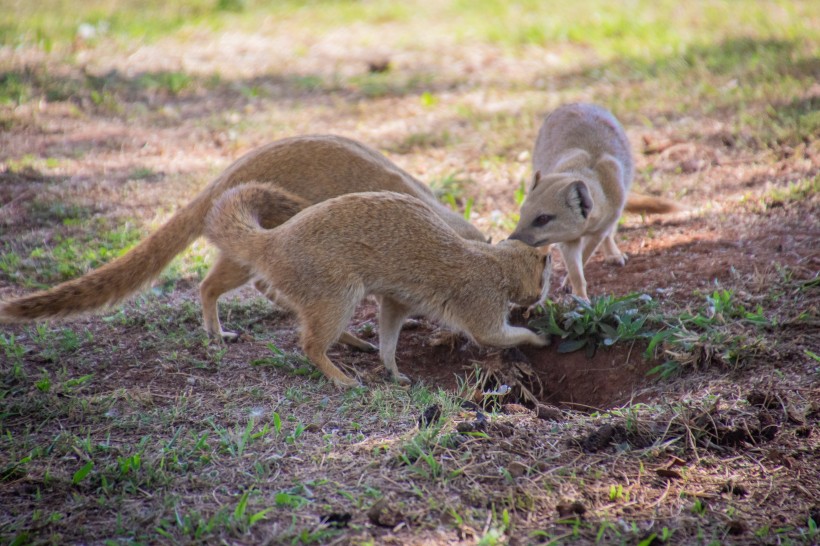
332, 375, 361, 389
391, 372, 412, 387
220, 331, 241, 343
605, 253, 628, 266
207, 329, 239, 343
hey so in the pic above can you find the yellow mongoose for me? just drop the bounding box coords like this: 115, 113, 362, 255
205, 184, 551, 387
0, 135, 487, 339
510, 103, 683, 300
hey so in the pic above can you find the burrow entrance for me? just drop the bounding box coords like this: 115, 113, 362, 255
382, 320, 657, 411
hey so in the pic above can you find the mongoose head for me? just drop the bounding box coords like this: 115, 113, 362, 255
497, 240, 552, 307
508, 171, 592, 247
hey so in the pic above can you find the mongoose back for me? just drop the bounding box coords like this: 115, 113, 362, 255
0, 135, 487, 339
510, 103, 683, 300
205, 184, 550, 387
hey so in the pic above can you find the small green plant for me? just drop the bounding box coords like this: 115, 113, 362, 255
514, 179, 527, 206
34, 371, 51, 393
285, 422, 306, 445
207, 418, 264, 458
1, 333, 26, 367
530, 293, 655, 356
232, 488, 272, 529
477, 508, 510, 545
609, 483, 628, 502
691, 498, 707, 516
138, 72, 191, 96
646, 289, 772, 378
72, 460, 94, 485
251, 343, 318, 377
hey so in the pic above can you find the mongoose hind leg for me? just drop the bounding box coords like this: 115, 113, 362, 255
200, 253, 253, 341
252, 279, 298, 314
338, 331, 377, 353
300, 298, 362, 388
377, 297, 412, 386
600, 229, 628, 266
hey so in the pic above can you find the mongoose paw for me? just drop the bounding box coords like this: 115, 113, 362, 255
605, 253, 628, 266
402, 318, 423, 330
360, 341, 378, 353
558, 275, 572, 293
331, 375, 360, 389
390, 372, 412, 387
428, 328, 461, 349
220, 331, 241, 343
532, 333, 551, 348
207, 329, 239, 343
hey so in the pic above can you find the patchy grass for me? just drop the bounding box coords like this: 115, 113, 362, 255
1, 0, 819, 544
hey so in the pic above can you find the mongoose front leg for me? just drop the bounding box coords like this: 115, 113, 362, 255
475, 324, 549, 348
378, 297, 412, 385
580, 231, 609, 266
200, 253, 253, 341
559, 240, 589, 301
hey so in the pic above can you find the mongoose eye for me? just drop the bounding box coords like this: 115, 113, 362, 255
532, 214, 554, 228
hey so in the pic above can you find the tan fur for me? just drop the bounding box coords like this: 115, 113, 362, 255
624, 193, 683, 214
0, 135, 487, 339
510, 103, 680, 300
205, 184, 550, 387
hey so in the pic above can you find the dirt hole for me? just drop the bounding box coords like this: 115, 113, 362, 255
389, 322, 655, 411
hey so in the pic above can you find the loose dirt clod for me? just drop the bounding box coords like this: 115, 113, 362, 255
555, 501, 587, 518
535, 403, 563, 421
418, 403, 442, 428
367, 498, 403, 528
656, 468, 683, 480
721, 481, 749, 497
579, 423, 627, 452
501, 403, 530, 414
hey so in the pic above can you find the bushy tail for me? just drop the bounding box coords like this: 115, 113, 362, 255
204, 183, 308, 268
625, 192, 686, 214
0, 192, 215, 323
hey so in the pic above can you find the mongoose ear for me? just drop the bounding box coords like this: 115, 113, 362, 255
553, 149, 592, 173
595, 154, 624, 187
565, 180, 593, 220
530, 170, 542, 191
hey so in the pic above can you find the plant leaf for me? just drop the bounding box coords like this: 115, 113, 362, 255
72, 460, 93, 484
558, 339, 587, 353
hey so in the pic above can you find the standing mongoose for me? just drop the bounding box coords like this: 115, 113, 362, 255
204, 184, 551, 387
510, 103, 683, 300
0, 135, 487, 339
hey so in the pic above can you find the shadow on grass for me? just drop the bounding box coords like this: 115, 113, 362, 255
2, 37, 815, 126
